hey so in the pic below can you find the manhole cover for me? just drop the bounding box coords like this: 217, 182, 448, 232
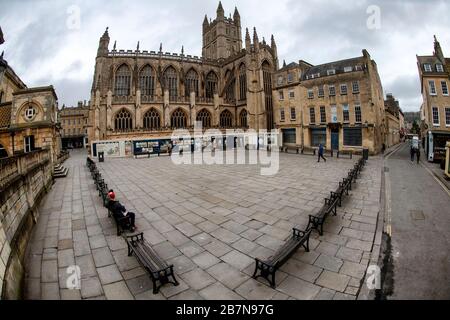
410, 210, 425, 220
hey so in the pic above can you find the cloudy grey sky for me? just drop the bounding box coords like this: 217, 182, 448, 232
1, 0, 449, 111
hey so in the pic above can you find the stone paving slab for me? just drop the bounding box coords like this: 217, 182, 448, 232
24, 150, 382, 300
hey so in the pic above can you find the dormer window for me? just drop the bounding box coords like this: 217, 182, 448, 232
436, 64, 444, 72
327, 69, 336, 76
424, 64, 432, 72
287, 73, 294, 83
344, 66, 353, 72
355, 65, 363, 71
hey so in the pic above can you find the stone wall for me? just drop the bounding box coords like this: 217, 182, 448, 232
0, 148, 53, 299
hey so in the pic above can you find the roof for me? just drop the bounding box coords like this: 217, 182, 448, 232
278, 62, 299, 72
0, 103, 12, 129
417, 55, 443, 65
1, 57, 27, 90
13, 85, 58, 100
303, 56, 364, 79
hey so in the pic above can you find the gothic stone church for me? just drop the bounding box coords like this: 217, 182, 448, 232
88, 2, 279, 144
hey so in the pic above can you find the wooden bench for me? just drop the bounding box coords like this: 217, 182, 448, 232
348, 167, 358, 184
134, 151, 152, 159
99, 182, 108, 202
252, 228, 311, 288
324, 149, 334, 157
337, 150, 353, 159
126, 233, 179, 294
96, 177, 104, 192
301, 147, 316, 156
307, 194, 339, 236
283, 145, 301, 154
331, 177, 351, 207
86, 157, 95, 170
91, 168, 99, 180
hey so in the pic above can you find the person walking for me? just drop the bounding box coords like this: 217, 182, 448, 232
410, 146, 415, 163
318, 144, 327, 162
416, 147, 421, 164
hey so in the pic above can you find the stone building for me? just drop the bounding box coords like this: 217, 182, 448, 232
273, 50, 386, 154
58, 101, 89, 149
0, 53, 61, 162
417, 36, 450, 162
399, 108, 405, 139
88, 2, 278, 149
404, 111, 420, 131
384, 93, 401, 148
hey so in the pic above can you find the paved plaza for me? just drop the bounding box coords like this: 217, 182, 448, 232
24, 150, 382, 300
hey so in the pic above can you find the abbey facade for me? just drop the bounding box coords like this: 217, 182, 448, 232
88, 3, 278, 146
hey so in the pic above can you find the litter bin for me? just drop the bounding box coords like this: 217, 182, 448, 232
98, 151, 104, 163
363, 148, 369, 161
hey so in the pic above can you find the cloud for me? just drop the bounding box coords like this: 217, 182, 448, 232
1, 0, 449, 111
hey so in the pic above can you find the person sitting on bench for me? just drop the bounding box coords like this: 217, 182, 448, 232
107, 190, 137, 232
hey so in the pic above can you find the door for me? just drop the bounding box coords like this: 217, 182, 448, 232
331, 130, 339, 150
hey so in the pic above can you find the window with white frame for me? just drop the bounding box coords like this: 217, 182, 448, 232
355, 104, 362, 123
320, 106, 326, 123
327, 69, 336, 76
432, 107, 440, 125
24, 135, 35, 153
279, 90, 284, 100
289, 90, 295, 99
424, 64, 432, 72
429, 80, 437, 95
287, 73, 294, 83
441, 81, 449, 95
355, 65, 363, 71
309, 107, 316, 124
445, 108, 450, 126
329, 85, 336, 96
436, 64, 444, 72
340, 84, 348, 95
280, 109, 285, 122
344, 66, 353, 73
352, 81, 360, 93
343, 104, 350, 122
318, 86, 324, 97
290, 107, 296, 120
308, 89, 314, 99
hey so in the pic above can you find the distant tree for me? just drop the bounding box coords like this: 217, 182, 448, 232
411, 120, 420, 135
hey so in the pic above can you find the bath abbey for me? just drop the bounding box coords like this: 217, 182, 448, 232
88, 2, 278, 146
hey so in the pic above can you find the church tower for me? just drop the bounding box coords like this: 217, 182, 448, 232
202, 2, 243, 60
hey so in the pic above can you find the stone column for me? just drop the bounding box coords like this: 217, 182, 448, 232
106, 90, 112, 131
136, 89, 141, 129
190, 91, 196, 126
94, 90, 100, 140
164, 89, 170, 127
213, 93, 220, 126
